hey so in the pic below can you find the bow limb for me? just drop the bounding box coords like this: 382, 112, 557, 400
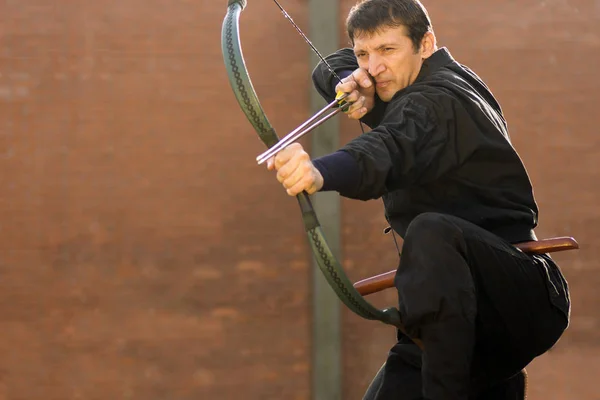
220, 0, 405, 329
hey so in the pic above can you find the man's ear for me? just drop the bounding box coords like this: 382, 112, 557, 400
420, 32, 436, 59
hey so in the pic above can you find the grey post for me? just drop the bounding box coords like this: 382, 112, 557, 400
308, 0, 342, 399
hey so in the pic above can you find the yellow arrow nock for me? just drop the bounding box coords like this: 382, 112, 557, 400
336, 91, 351, 111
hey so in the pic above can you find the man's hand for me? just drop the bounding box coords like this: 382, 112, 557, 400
266, 143, 323, 196
336, 68, 375, 120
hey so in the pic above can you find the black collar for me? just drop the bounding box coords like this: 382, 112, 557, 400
389, 47, 455, 101
414, 47, 455, 83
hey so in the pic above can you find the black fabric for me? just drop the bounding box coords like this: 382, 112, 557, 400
363, 362, 527, 400
312, 150, 361, 193
311, 47, 538, 244
363, 212, 569, 400
310, 46, 571, 399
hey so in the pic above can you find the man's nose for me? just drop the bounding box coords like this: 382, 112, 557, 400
368, 55, 385, 77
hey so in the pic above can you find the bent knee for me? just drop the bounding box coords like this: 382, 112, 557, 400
404, 212, 463, 245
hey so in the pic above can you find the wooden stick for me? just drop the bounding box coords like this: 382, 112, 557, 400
354, 237, 579, 296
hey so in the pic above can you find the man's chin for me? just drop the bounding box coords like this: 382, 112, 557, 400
376, 89, 395, 102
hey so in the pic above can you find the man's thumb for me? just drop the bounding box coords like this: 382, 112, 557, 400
267, 157, 275, 170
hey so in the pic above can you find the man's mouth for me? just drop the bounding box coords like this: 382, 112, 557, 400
376, 81, 390, 88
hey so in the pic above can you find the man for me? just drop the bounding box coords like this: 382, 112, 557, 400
266, 0, 570, 399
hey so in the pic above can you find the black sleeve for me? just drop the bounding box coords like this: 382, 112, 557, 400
311, 48, 357, 101
312, 150, 362, 196
339, 93, 480, 200
311, 48, 388, 129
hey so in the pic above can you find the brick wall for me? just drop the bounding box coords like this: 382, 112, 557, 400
0, 1, 597, 399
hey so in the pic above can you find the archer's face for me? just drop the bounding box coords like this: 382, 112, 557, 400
353, 25, 432, 102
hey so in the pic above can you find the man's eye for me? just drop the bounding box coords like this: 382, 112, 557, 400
384, 48, 394, 52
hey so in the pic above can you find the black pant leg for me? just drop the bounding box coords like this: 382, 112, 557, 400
363, 340, 424, 400
390, 212, 569, 400
474, 370, 526, 400
394, 213, 477, 400
465, 234, 569, 392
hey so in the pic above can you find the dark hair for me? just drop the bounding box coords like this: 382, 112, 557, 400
346, 0, 433, 52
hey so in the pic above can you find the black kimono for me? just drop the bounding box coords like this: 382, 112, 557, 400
311, 48, 570, 400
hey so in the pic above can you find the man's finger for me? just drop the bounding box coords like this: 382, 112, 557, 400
352, 69, 372, 88
337, 88, 361, 110
282, 164, 307, 190
287, 176, 315, 196
345, 97, 368, 120
276, 156, 297, 183
281, 155, 313, 190
273, 143, 302, 169
335, 80, 357, 96
347, 107, 368, 120
344, 96, 365, 115
276, 146, 309, 183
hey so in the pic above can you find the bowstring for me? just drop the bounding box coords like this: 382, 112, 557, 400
272, 0, 366, 135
